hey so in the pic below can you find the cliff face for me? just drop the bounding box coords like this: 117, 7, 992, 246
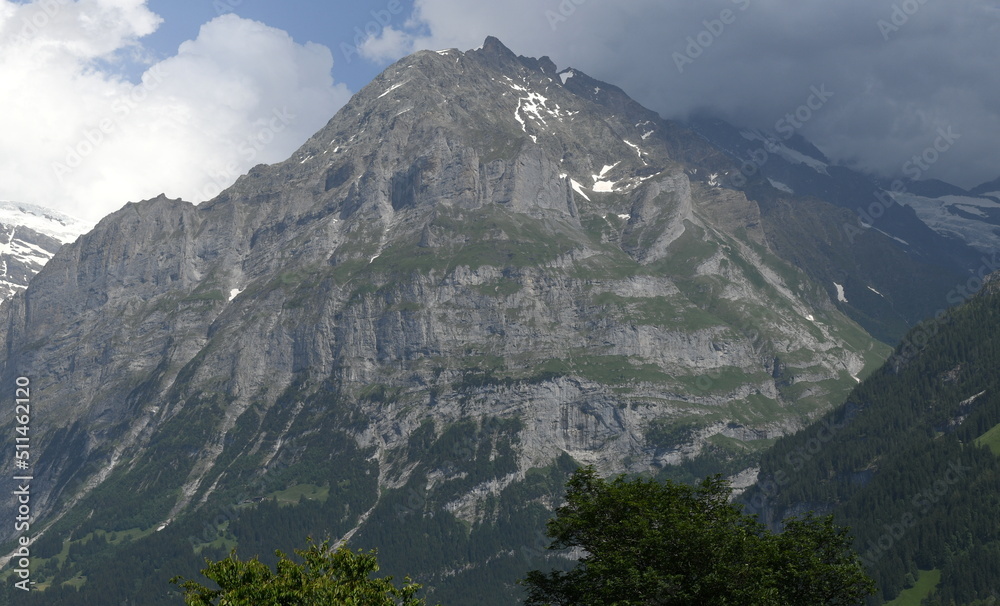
0, 37, 888, 602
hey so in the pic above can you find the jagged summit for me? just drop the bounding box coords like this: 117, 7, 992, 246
207, 34, 725, 251
476, 34, 520, 65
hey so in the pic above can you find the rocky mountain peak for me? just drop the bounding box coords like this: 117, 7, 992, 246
479, 34, 519, 61
0, 37, 894, 604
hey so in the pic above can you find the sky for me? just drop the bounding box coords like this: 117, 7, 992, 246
1, 0, 998, 222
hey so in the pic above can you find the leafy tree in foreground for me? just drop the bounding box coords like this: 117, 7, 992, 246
522, 467, 874, 605
170, 538, 430, 605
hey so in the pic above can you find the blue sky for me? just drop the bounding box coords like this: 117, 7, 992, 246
1, 1, 998, 222
141, 0, 410, 91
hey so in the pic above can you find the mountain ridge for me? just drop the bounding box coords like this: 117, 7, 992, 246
0, 37, 925, 604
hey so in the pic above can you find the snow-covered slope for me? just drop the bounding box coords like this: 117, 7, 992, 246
0, 201, 92, 300
892, 192, 1000, 254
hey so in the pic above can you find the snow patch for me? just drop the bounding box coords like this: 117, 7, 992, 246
806, 314, 815, 321
229, 288, 244, 302
641, 130, 655, 140
867, 286, 884, 297
622, 140, 644, 160
954, 204, 989, 218
590, 162, 620, 192
504, 76, 528, 92
872, 226, 910, 246
775, 145, 828, 174
512, 86, 568, 140
895, 192, 1000, 253
0, 201, 92, 245
740, 130, 829, 175
559, 70, 575, 84
617, 214, 631, 220
570, 179, 591, 201
519, 92, 551, 125
378, 82, 406, 98
834, 283, 848, 303
767, 178, 794, 194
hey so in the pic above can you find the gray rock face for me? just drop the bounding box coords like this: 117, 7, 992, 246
0, 38, 887, 564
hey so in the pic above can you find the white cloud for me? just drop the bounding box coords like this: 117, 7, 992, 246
0, 2, 351, 222
359, 25, 412, 63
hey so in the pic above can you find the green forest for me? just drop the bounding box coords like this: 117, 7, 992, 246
746, 284, 1000, 604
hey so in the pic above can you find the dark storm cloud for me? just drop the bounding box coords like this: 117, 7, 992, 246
389, 0, 1000, 188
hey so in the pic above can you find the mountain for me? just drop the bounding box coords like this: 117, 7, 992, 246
886, 183, 1000, 254
0, 201, 91, 300
971, 176, 1000, 198
744, 272, 1000, 604
0, 37, 903, 604
686, 117, 996, 343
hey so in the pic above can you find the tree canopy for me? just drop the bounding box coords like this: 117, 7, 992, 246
522, 466, 874, 605
170, 538, 429, 606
